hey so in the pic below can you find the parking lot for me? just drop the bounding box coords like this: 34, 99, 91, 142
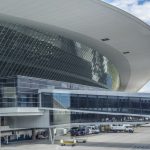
1, 127, 150, 150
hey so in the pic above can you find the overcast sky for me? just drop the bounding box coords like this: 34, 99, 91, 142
103, 0, 150, 93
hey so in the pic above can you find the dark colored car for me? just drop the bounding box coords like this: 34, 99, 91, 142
70, 127, 86, 136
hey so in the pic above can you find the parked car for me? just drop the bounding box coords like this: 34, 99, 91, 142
124, 126, 134, 133
87, 125, 100, 134
70, 127, 80, 136
70, 127, 86, 136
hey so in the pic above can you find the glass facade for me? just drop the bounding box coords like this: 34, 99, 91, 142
49, 110, 148, 125
41, 93, 150, 115
0, 75, 150, 126
0, 75, 101, 107
0, 77, 17, 107
0, 21, 120, 90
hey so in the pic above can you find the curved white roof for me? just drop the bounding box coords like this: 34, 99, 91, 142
0, 0, 150, 92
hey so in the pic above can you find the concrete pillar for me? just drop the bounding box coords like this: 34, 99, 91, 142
49, 128, 54, 144
32, 129, 36, 140
6, 136, 8, 144
39, 93, 42, 107
0, 117, 1, 148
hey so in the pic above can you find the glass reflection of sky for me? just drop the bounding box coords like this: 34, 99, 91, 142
53, 93, 70, 109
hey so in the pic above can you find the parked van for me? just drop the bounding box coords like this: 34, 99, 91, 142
110, 124, 134, 133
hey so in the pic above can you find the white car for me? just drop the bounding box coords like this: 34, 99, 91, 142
125, 127, 134, 133
87, 126, 100, 134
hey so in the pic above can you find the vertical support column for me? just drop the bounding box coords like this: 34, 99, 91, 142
15, 78, 18, 107
39, 93, 42, 107
49, 128, 55, 144
49, 128, 52, 144
0, 117, 1, 148
140, 97, 142, 115
32, 129, 36, 140
6, 136, 8, 145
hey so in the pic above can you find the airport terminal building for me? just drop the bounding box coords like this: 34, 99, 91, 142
0, 0, 150, 144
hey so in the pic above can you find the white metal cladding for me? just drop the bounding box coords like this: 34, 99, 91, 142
0, 0, 149, 91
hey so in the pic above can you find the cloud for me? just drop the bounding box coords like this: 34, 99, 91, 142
139, 81, 150, 93
103, 0, 150, 92
103, 0, 150, 25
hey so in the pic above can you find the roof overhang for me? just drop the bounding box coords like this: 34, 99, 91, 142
0, 0, 149, 92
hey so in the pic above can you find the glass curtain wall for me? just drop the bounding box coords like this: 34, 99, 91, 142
49, 110, 149, 125
0, 21, 120, 90
0, 77, 17, 107
41, 93, 150, 115
0, 75, 102, 107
